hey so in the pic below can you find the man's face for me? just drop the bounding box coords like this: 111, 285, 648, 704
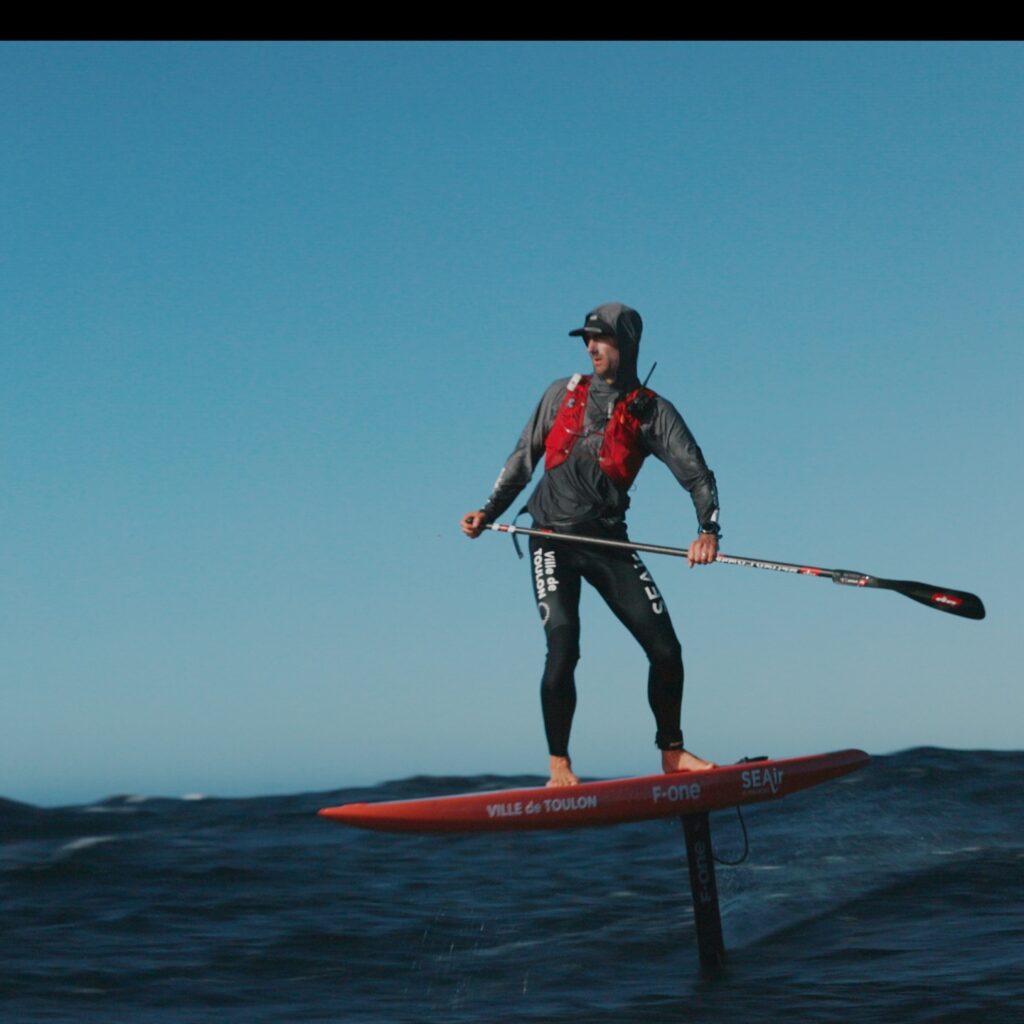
586, 333, 620, 382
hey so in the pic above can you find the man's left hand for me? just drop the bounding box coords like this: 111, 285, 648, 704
688, 532, 718, 568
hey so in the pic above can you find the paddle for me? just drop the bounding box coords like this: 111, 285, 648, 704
486, 523, 985, 621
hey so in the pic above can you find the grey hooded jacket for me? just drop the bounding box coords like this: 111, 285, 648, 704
481, 303, 720, 532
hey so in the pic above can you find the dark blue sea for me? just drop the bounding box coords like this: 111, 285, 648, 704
3, 748, 1022, 1024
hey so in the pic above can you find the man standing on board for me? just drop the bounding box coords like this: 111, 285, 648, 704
461, 303, 720, 786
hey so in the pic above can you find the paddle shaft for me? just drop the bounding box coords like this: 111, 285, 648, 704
486, 523, 985, 620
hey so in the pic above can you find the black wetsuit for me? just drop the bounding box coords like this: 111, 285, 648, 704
480, 369, 720, 757
526, 522, 685, 756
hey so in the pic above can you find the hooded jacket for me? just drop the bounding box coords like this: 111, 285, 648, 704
481, 304, 720, 532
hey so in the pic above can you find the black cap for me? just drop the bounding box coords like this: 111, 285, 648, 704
568, 302, 643, 348
569, 311, 616, 337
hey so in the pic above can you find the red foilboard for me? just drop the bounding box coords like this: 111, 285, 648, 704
319, 748, 869, 833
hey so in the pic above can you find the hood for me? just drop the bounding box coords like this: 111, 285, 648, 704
568, 301, 643, 389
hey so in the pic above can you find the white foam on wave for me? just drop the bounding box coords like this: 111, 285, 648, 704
82, 795, 146, 812
60, 835, 118, 855
181, 793, 208, 801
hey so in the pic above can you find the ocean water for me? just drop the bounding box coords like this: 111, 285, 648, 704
2, 748, 1022, 1024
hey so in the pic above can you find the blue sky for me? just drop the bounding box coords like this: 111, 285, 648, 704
3, 42, 1020, 805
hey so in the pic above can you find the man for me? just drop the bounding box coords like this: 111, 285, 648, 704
461, 303, 720, 786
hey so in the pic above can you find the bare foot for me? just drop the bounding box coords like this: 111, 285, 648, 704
547, 755, 581, 787
662, 748, 717, 773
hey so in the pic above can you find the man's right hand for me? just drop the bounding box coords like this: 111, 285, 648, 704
460, 510, 489, 538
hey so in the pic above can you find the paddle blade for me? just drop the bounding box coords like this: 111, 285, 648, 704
885, 579, 986, 620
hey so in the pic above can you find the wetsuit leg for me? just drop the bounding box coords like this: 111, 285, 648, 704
528, 536, 582, 758
580, 548, 685, 750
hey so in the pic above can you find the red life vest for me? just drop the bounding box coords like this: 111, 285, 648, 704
544, 374, 655, 489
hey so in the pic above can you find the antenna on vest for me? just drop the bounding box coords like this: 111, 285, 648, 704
628, 363, 658, 420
